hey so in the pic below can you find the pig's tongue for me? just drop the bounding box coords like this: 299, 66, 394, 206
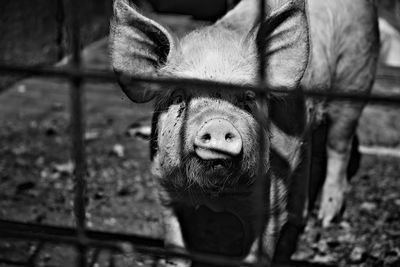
195, 147, 232, 160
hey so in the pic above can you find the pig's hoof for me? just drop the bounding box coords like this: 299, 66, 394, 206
318, 180, 349, 227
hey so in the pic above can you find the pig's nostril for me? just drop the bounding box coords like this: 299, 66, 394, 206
194, 118, 242, 160
202, 133, 211, 142
225, 133, 234, 142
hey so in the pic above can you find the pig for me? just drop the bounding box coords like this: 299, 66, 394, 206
303, 0, 379, 227
110, 0, 379, 264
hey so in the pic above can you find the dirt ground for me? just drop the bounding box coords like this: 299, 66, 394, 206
0, 15, 400, 267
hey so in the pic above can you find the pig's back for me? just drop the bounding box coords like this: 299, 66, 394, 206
302, 0, 379, 120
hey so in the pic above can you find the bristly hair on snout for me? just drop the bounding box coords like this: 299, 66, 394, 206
158, 127, 271, 196
184, 155, 239, 189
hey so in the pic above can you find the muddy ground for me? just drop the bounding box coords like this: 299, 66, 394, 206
0, 15, 399, 267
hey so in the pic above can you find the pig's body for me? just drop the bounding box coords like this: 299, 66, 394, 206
273, 0, 379, 259
111, 0, 379, 264
303, 0, 379, 226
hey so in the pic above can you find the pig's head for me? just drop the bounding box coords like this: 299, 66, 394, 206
111, 0, 309, 192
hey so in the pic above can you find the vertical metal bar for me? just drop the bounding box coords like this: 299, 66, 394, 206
68, 0, 87, 266
255, 0, 270, 266
257, 0, 267, 83
55, 0, 66, 61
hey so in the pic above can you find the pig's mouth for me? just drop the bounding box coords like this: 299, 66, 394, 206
183, 153, 245, 189
202, 159, 234, 173
194, 146, 240, 161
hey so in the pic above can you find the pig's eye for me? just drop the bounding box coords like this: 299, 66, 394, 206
171, 89, 185, 105
243, 90, 256, 113
245, 90, 256, 101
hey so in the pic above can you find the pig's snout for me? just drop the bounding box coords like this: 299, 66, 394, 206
194, 118, 242, 160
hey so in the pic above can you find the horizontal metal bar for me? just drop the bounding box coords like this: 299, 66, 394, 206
0, 220, 161, 249
0, 258, 28, 266
0, 64, 117, 82
0, 220, 335, 267
0, 220, 253, 266
1, 229, 120, 252
0, 64, 400, 105
0, 220, 261, 267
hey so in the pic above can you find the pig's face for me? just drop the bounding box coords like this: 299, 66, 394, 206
111, 0, 309, 191
152, 91, 267, 190
149, 29, 269, 190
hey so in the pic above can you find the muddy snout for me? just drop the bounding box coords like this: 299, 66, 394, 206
194, 118, 242, 160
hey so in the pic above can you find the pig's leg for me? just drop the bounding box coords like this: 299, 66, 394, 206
309, 125, 360, 215
307, 123, 328, 213
317, 7, 379, 225
162, 208, 191, 267
318, 103, 363, 227
273, 140, 311, 262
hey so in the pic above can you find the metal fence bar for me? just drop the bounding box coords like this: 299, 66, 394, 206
67, 0, 87, 266
0, 225, 335, 267
0, 258, 28, 266
0, 225, 120, 252
6, 62, 400, 83
4, 63, 400, 84
0, 220, 162, 247
0, 220, 263, 267
257, 0, 267, 83
255, 0, 270, 266
0, 64, 400, 105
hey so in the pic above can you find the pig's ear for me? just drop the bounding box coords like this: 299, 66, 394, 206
110, 0, 176, 103
255, 0, 309, 90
